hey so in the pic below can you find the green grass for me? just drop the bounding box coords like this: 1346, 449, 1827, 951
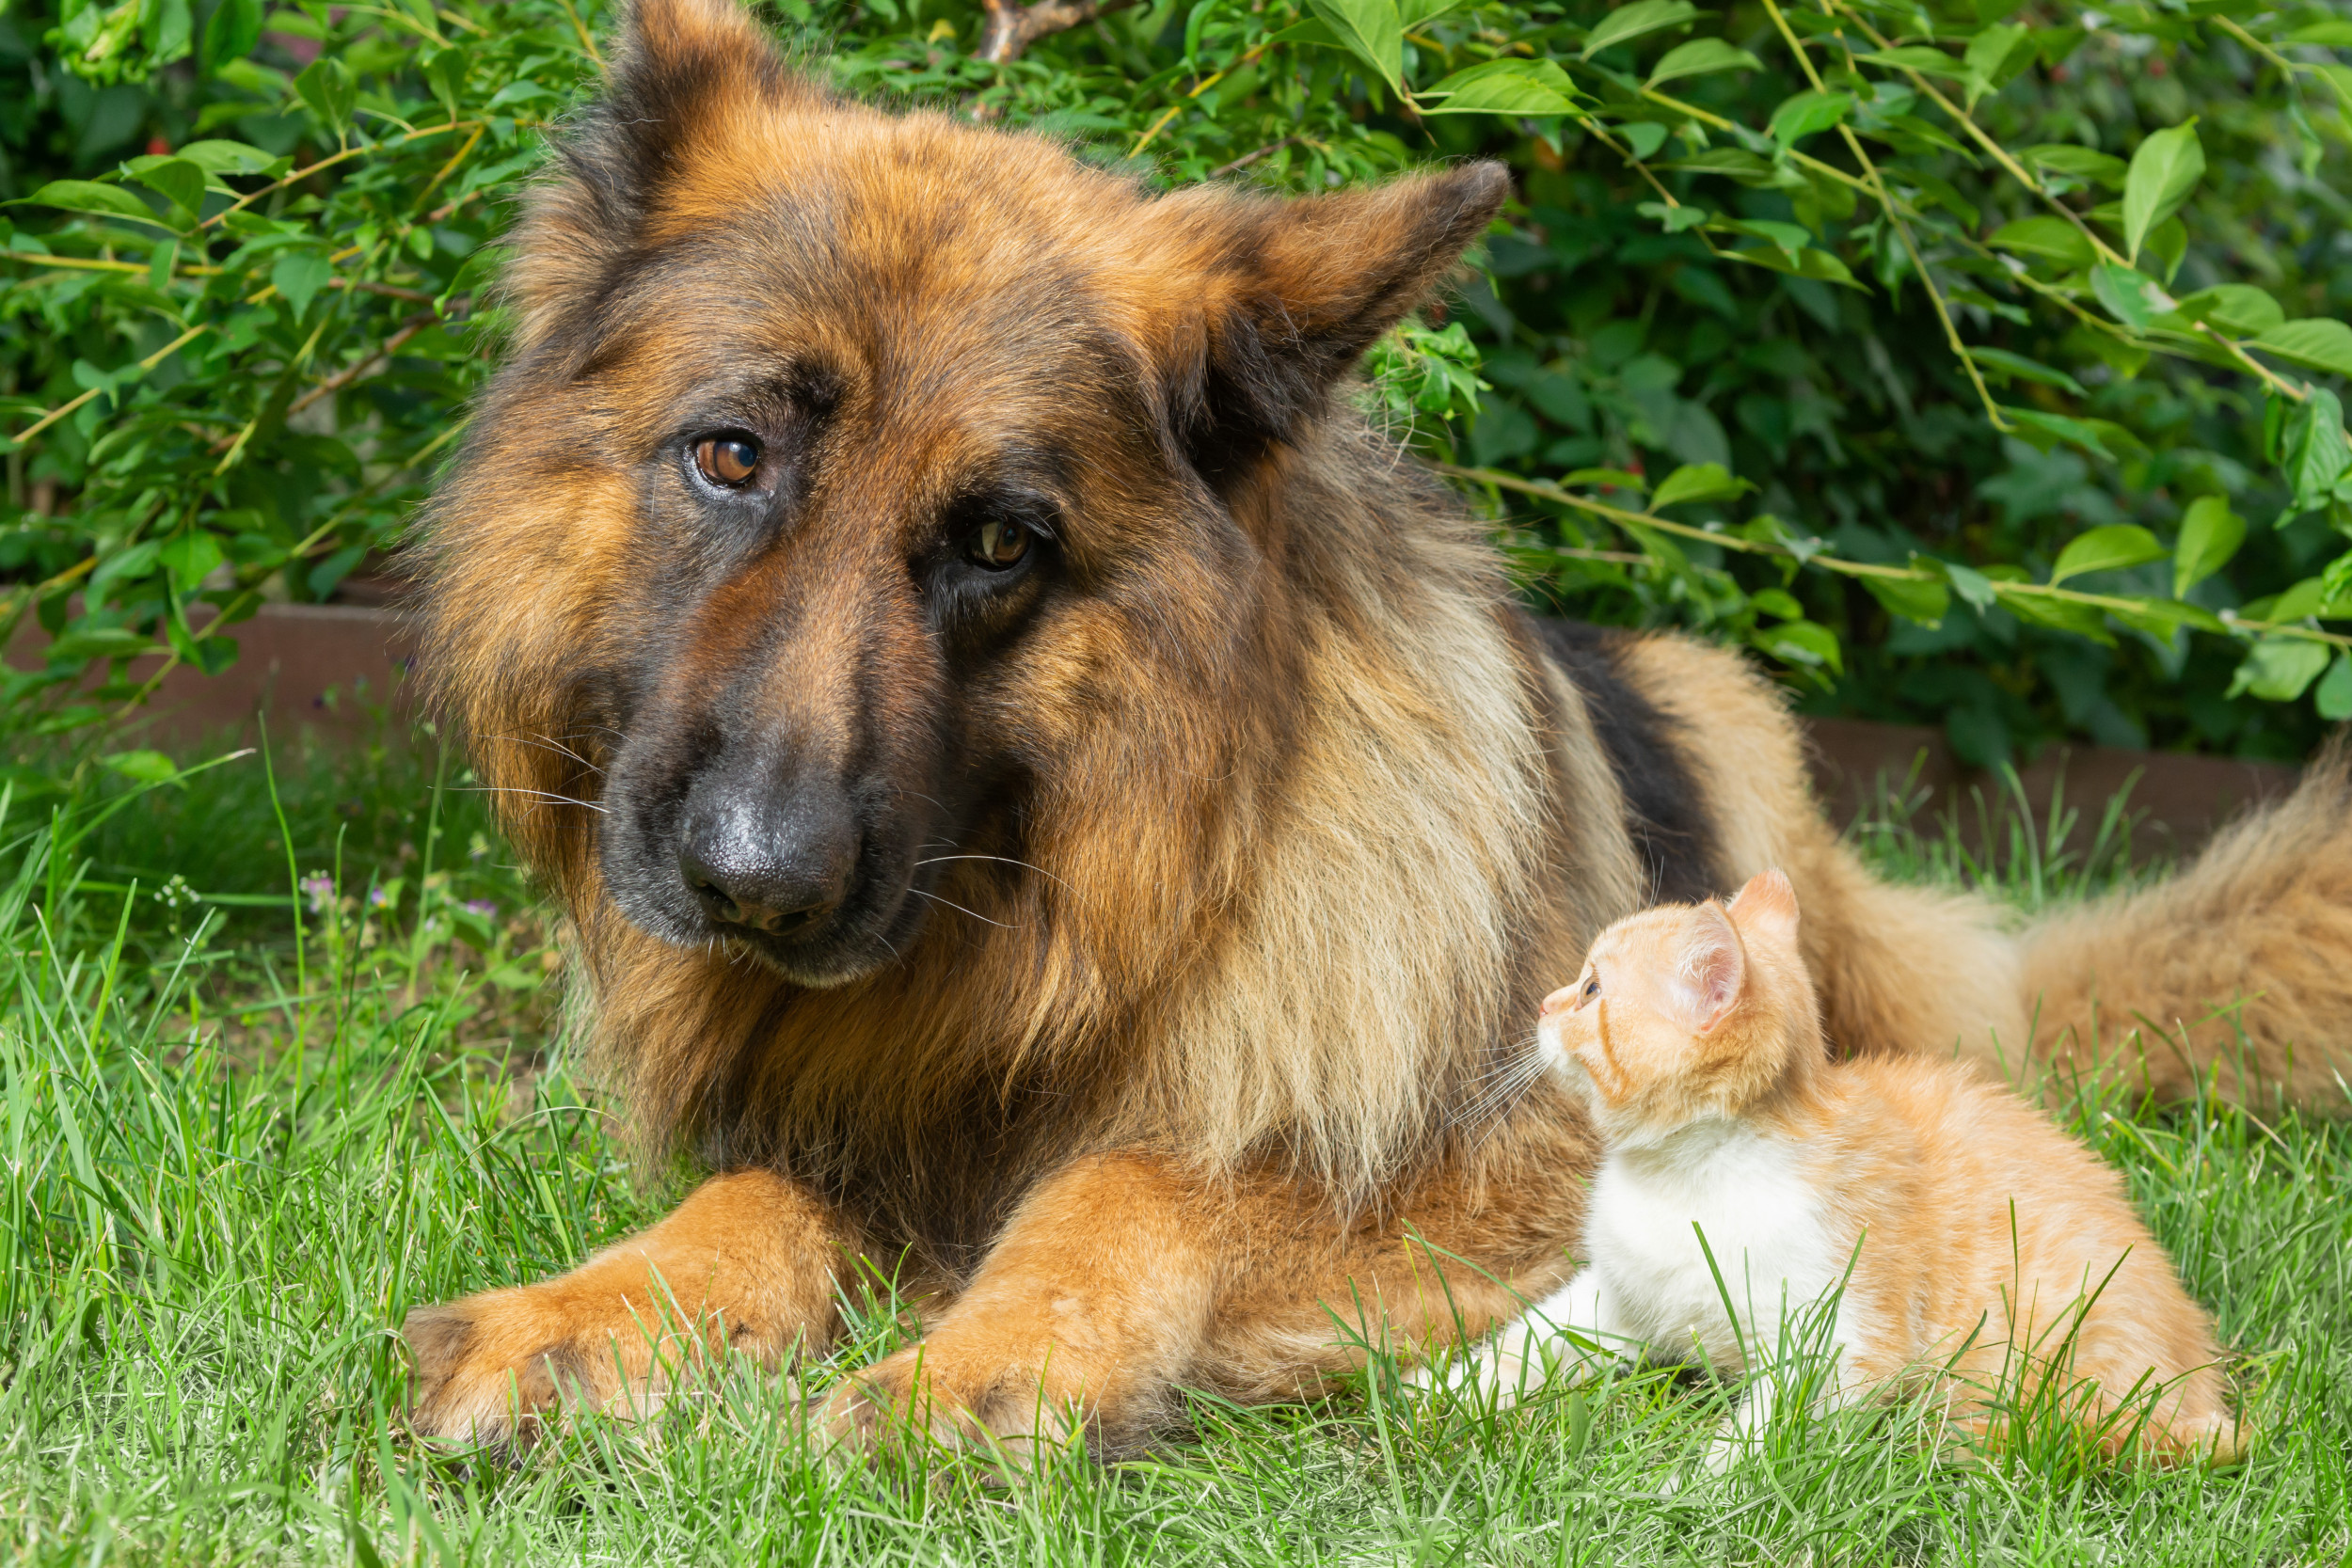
2, 740, 2346, 1566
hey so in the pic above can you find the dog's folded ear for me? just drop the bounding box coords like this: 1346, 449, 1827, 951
1146, 163, 1509, 483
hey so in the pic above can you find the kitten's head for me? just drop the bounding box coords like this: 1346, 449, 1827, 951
1536, 868, 1822, 1142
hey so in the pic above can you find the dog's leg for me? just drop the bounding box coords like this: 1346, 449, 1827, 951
819, 1151, 1218, 1463
402, 1168, 861, 1450
820, 1124, 1589, 1460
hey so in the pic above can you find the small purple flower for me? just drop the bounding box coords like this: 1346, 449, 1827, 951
369, 885, 394, 910
464, 899, 497, 919
300, 873, 335, 915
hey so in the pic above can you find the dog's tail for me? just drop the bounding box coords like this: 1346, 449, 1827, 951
2019, 736, 2352, 1109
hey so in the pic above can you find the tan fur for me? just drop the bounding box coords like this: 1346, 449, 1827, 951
399, 0, 2344, 1461
2023, 738, 2352, 1105
1543, 872, 2239, 1462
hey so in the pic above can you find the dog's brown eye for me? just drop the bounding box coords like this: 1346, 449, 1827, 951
969, 517, 1032, 569
694, 435, 759, 487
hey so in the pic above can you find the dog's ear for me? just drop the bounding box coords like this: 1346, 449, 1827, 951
505, 0, 814, 358
1148, 163, 1508, 483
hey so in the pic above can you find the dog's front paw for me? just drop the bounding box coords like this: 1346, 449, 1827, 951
401, 1290, 615, 1452
820, 1331, 1091, 1466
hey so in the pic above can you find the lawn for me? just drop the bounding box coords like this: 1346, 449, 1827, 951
2, 735, 2345, 1566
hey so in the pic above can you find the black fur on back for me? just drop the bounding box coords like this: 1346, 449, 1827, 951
1532, 618, 1724, 906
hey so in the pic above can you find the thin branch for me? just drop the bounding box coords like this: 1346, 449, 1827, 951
1439, 464, 2352, 650
283, 313, 437, 420
1211, 135, 1301, 178
977, 0, 1136, 64
4, 323, 210, 448
1816, 0, 2126, 268
1765, 0, 2008, 428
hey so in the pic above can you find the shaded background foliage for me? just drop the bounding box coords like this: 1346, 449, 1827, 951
1, 0, 2348, 771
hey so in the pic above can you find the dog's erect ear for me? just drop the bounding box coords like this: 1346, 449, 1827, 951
1150, 163, 1509, 482
505, 0, 810, 356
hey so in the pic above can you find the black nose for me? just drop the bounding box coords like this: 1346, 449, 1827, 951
677, 795, 858, 941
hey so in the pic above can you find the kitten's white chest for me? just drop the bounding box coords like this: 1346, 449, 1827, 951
1586, 1124, 1844, 1372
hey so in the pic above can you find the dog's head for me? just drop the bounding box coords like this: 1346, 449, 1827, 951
423, 0, 1505, 988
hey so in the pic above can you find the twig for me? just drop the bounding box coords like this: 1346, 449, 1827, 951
4, 323, 211, 448
1211, 135, 1301, 177
283, 314, 437, 420
1816, 0, 2125, 268
977, 0, 1136, 64
1765, 0, 2008, 428
198, 121, 476, 235
552, 0, 603, 68
1439, 463, 2352, 649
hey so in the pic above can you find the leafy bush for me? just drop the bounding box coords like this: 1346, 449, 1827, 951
3, 0, 2349, 765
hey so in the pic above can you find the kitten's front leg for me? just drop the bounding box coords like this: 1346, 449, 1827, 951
1704, 1376, 1777, 1473
1406, 1269, 1626, 1407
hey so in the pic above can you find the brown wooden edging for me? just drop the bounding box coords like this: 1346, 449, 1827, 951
10, 603, 2303, 850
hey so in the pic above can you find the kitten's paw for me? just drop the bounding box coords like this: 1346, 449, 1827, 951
1406, 1326, 1549, 1408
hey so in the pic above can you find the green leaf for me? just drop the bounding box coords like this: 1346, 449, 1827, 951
1307, 0, 1403, 88
2173, 495, 2246, 596
1580, 0, 1704, 59
173, 139, 277, 176
2278, 389, 2352, 521
294, 56, 358, 135
158, 530, 225, 594
1767, 89, 1851, 146
1944, 562, 1996, 611
1635, 200, 1709, 232
1962, 24, 2031, 108
271, 251, 333, 318
1605, 120, 1664, 160
2252, 319, 2352, 382
199, 0, 261, 75
1756, 619, 1842, 673
1417, 58, 1583, 117
102, 750, 181, 784
2122, 119, 2203, 266
2024, 144, 2127, 189
2166, 284, 2283, 338
2090, 262, 2171, 329
1721, 244, 1863, 290
1396, 0, 1464, 24
2002, 593, 2113, 643
45, 626, 151, 663
2228, 638, 2331, 702
1561, 467, 1649, 493
2050, 524, 2166, 585
1645, 39, 1761, 87
1967, 347, 2086, 397
2268, 577, 2335, 622
1987, 216, 2093, 269
1647, 461, 1756, 509
2317, 654, 2352, 721
1856, 44, 1970, 78
130, 158, 206, 218
2284, 20, 2352, 45
1864, 574, 1950, 626
19, 180, 173, 228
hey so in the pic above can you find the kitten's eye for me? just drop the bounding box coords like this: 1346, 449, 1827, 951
968, 515, 1034, 569
1580, 974, 1600, 1005
693, 434, 760, 488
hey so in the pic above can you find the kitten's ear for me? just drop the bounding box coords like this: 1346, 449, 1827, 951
1670, 902, 1747, 1035
1727, 868, 1801, 952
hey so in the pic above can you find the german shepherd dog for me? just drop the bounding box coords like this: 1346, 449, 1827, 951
405, 0, 2352, 1458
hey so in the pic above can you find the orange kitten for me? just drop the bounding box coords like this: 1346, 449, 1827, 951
1417, 869, 2240, 1466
